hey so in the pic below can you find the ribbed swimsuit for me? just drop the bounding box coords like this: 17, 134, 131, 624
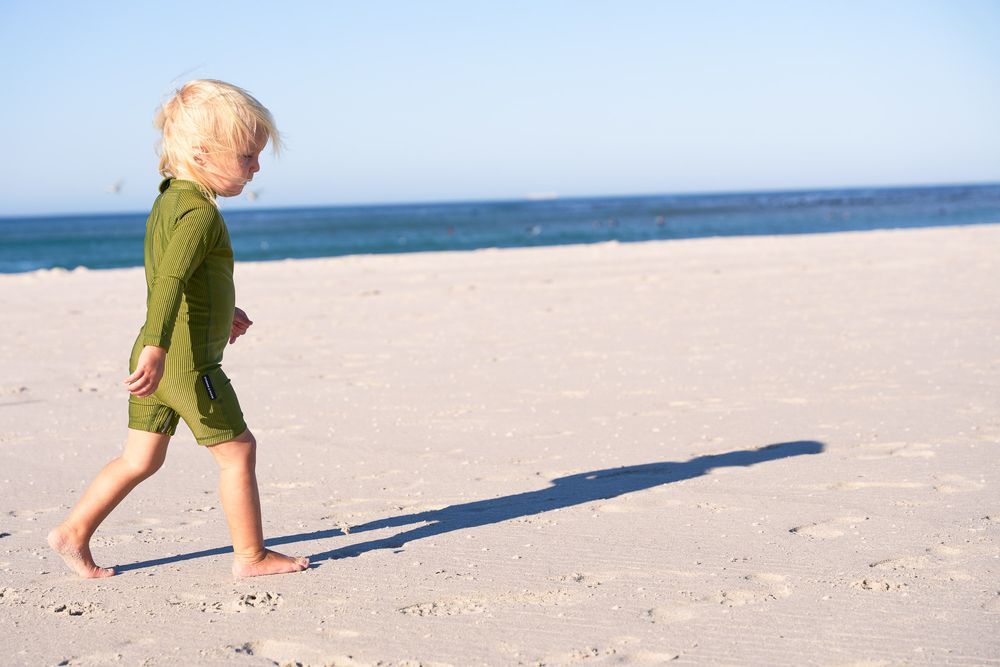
127, 178, 246, 445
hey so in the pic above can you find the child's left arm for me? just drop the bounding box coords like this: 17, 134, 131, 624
230, 307, 253, 344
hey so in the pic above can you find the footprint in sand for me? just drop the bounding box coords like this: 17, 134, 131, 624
854, 441, 936, 460
230, 640, 428, 667
326, 628, 360, 638
929, 544, 963, 557
184, 505, 217, 514
8, 507, 60, 522
592, 502, 639, 514
646, 573, 790, 622
933, 475, 986, 494
92, 533, 136, 547
645, 604, 697, 624
694, 501, 729, 513
66, 650, 127, 665
869, 554, 932, 570
544, 636, 681, 662
399, 598, 486, 616
236, 591, 282, 611
265, 481, 316, 490
48, 601, 98, 617
789, 516, 869, 539
868, 545, 972, 581
166, 593, 224, 613
543, 645, 624, 663
556, 572, 603, 588
77, 381, 104, 393
702, 573, 792, 607
851, 578, 908, 592
869, 544, 963, 570
0, 587, 22, 606
153, 519, 207, 534
167, 590, 282, 613
836, 542, 972, 592
633, 650, 682, 662
398, 588, 571, 617
808, 481, 923, 491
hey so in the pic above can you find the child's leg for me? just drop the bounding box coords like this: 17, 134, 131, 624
48, 428, 171, 578
207, 429, 309, 577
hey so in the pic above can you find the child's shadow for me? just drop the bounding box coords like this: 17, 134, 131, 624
116, 440, 822, 572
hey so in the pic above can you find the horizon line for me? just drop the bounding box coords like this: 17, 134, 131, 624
2, 178, 998, 221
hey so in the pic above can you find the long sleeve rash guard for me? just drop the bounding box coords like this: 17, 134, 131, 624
137, 178, 236, 370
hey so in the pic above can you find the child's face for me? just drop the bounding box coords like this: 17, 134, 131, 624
201, 129, 268, 197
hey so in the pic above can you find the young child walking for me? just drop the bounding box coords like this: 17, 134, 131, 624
48, 80, 309, 578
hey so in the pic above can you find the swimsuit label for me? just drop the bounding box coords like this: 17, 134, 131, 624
201, 374, 217, 400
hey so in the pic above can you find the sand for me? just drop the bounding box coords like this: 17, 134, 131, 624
0, 224, 998, 666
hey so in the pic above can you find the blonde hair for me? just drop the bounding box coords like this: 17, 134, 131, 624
154, 79, 281, 199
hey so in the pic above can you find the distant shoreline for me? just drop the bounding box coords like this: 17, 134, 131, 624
3, 183, 999, 274
3, 180, 999, 221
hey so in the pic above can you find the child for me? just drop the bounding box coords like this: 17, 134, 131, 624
48, 80, 309, 578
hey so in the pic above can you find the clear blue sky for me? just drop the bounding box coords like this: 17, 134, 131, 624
2, 1, 998, 215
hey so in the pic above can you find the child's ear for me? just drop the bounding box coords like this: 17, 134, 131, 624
193, 146, 207, 165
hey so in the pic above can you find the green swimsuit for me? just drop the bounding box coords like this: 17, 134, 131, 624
128, 178, 247, 445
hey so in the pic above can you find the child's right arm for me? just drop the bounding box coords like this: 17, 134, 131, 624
124, 205, 222, 397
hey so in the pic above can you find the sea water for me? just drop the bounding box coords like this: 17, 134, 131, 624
1, 184, 998, 273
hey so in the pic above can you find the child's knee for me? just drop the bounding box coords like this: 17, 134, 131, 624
241, 429, 257, 449
121, 450, 165, 479
210, 430, 257, 468
236, 430, 257, 461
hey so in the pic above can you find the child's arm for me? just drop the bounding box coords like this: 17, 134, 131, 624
140, 206, 221, 349
125, 205, 221, 396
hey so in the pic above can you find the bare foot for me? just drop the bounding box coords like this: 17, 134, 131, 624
47, 526, 115, 578
232, 549, 309, 577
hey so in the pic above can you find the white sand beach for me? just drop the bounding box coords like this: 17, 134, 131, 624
1, 225, 998, 666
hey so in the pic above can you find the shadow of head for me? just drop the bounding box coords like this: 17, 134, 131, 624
551, 440, 825, 492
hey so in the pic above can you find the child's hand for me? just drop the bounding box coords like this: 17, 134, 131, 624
230, 307, 253, 344
124, 345, 166, 397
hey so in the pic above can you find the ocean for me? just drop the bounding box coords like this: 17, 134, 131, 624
1, 184, 999, 273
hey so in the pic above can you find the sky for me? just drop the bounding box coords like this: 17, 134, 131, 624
1, 1, 999, 216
